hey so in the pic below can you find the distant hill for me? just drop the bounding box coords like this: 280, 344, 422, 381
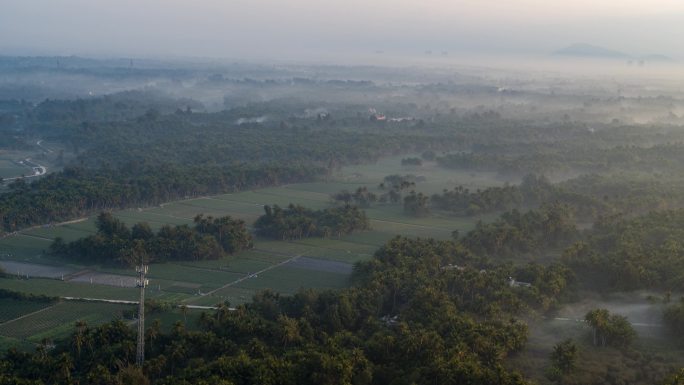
553, 43, 630, 59
639, 54, 675, 62
553, 43, 675, 63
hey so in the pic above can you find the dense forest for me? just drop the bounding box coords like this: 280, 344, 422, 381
458, 204, 578, 258
562, 210, 684, 291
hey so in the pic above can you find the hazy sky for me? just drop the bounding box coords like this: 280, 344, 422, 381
1, 0, 682, 60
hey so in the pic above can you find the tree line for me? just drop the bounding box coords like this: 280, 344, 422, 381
49, 212, 252, 267
254, 204, 369, 240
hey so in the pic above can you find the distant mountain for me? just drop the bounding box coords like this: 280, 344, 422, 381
639, 54, 675, 62
553, 44, 676, 63
553, 43, 630, 59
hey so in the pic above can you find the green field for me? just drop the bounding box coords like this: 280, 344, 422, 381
0, 146, 62, 182
0, 300, 134, 342
0, 155, 505, 346
0, 159, 28, 179
0, 298, 54, 323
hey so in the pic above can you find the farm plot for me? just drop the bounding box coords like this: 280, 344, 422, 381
0, 235, 53, 262
0, 158, 29, 179
69, 272, 139, 288
132, 263, 245, 291
334, 155, 511, 190
0, 277, 141, 301
0, 298, 55, 323
0, 260, 75, 279
285, 257, 353, 274
260, 187, 332, 203
27, 225, 94, 242
113, 210, 190, 229
210, 256, 278, 275
189, 286, 256, 306
212, 190, 328, 210
228, 265, 350, 295
0, 335, 33, 352
144, 200, 248, 222
283, 181, 375, 195
286, 238, 376, 264
254, 240, 322, 257
160, 250, 275, 271
0, 301, 134, 342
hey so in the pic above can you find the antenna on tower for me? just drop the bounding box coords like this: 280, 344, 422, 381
135, 257, 149, 367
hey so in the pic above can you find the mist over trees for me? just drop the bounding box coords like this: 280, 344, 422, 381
1, 56, 684, 384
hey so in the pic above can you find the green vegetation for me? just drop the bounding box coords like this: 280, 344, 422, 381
3, 56, 684, 383
584, 309, 637, 348
254, 204, 370, 240
50, 212, 252, 266
460, 204, 577, 258
562, 210, 684, 291
663, 301, 684, 347
331, 187, 377, 208
0, 301, 132, 342
547, 338, 578, 382
0, 237, 572, 384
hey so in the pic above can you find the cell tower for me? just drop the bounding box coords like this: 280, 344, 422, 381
135, 259, 149, 367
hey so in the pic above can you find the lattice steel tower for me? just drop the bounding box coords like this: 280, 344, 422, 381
135, 260, 149, 366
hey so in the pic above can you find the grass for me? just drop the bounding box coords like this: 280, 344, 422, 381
0, 149, 42, 179
191, 286, 256, 306
0, 335, 34, 352
0, 298, 54, 323
0, 300, 134, 342
0, 277, 141, 301
225, 265, 351, 295
0, 235, 52, 262
27, 226, 95, 242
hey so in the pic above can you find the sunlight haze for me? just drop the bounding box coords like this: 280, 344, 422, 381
1, 0, 682, 60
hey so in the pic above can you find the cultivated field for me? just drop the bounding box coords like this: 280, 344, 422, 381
0, 159, 27, 179
0, 155, 505, 346
0, 296, 140, 351
0, 300, 133, 342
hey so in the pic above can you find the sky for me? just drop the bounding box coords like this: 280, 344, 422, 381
1, 0, 682, 61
